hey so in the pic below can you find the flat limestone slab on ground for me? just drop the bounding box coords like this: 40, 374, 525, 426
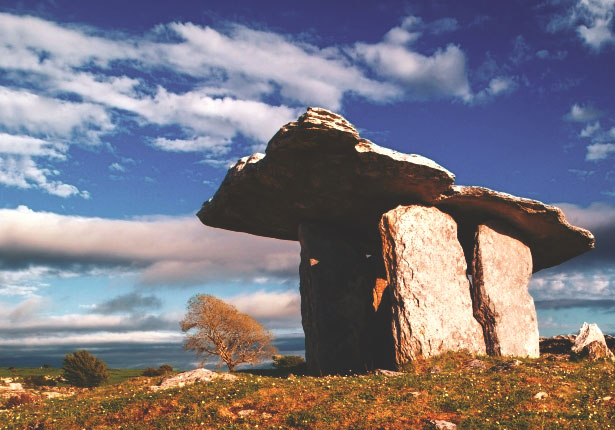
151, 369, 237, 391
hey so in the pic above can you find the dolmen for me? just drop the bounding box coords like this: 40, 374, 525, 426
198, 108, 594, 375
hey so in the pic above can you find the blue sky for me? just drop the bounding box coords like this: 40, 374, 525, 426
0, 0, 614, 365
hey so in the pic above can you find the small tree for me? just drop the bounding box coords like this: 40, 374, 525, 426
62, 350, 109, 388
180, 294, 277, 372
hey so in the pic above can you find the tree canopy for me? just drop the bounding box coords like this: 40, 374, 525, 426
180, 294, 276, 371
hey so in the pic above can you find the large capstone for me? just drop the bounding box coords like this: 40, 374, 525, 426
199, 108, 456, 250
379, 205, 486, 364
471, 221, 539, 357
298, 223, 394, 375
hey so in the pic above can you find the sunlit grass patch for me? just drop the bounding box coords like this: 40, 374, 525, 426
1, 353, 614, 429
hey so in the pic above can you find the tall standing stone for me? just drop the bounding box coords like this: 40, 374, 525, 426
379, 205, 486, 365
298, 223, 394, 375
471, 221, 539, 357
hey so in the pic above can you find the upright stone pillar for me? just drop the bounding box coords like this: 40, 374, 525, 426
379, 205, 486, 366
298, 223, 394, 375
471, 221, 539, 357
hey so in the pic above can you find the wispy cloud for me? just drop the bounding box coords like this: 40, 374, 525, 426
535, 298, 615, 310
88, 292, 163, 314
0, 206, 299, 288
545, 0, 615, 51
227, 290, 301, 322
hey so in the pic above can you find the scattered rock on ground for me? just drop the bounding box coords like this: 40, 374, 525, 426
585, 341, 615, 361
237, 409, 256, 418
491, 359, 522, 372
151, 368, 237, 391
572, 323, 615, 361
426, 419, 457, 429
42, 391, 67, 399
534, 392, 549, 400
374, 369, 404, 376
466, 359, 487, 370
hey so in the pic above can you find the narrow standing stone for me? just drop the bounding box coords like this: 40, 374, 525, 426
472, 221, 539, 357
379, 205, 486, 365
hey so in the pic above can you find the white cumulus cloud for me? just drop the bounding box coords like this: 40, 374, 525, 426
586, 142, 615, 160
564, 103, 603, 122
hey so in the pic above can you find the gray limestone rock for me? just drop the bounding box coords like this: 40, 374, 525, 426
298, 223, 394, 375
572, 322, 615, 361
471, 221, 539, 357
379, 205, 486, 365
426, 419, 457, 430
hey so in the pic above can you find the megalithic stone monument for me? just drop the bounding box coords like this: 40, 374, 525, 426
197, 108, 594, 375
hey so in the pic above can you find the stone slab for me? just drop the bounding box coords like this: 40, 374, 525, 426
298, 223, 394, 375
379, 205, 486, 364
472, 221, 539, 357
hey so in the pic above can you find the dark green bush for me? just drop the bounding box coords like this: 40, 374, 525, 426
62, 350, 109, 388
272, 354, 306, 369
158, 364, 173, 374
142, 364, 174, 377
141, 367, 160, 376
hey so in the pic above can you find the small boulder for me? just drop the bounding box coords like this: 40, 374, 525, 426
585, 341, 615, 361
491, 359, 521, 372
426, 419, 457, 429
466, 359, 487, 370
150, 368, 237, 391
572, 323, 615, 361
374, 369, 404, 377
237, 409, 256, 418
534, 392, 548, 400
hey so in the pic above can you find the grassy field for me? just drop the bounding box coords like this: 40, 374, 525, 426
1, 352, 614, 429
0, 367, 146, 387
